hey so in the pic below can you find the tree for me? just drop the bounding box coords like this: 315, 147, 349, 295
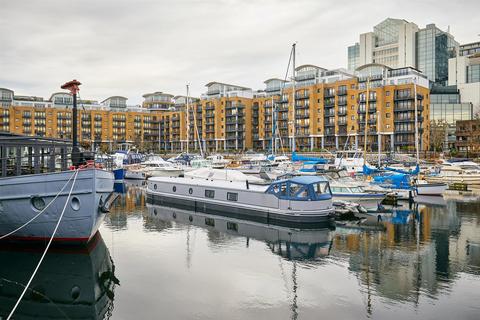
429, 120, 448, 158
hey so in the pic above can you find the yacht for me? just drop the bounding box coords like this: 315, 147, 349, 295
142, 155, 183, 178
206, 154, 231, 169
329, 181, 387, 211
334, 150, 369, 174
146, 175, 335, 224
426, 163, 480, 187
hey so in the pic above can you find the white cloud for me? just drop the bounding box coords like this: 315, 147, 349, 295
1, 0, 479, 104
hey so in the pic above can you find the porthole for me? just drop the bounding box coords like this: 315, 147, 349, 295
31, 197, 46, 211
173, 186, 177, 192
154, 184, 157, 190
188, 188, 193, 194
71, 286, 81, 301
71, 197, 81, 211
172, 212, 176, 219
189, 215, 193, 222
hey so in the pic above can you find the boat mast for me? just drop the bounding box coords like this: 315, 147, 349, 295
377, 110, 381, 168
186, 84, 190, 154
271, 96, 276, 155
192, 96, 204, 158
291, 43, 296, 153
414, 79, 420, 176
363, 77, 370, 166
61, 79, 82, 167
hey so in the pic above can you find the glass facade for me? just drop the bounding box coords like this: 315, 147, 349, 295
416, 24, 458, 85
348, 43, 359, 71
430, 86, 472, 124
374, 19, 401, 46
467, 64, 480, 83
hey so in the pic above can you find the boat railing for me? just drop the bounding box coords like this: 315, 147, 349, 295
0, 151, 115, 177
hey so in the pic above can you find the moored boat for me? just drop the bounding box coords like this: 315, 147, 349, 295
146, 175, 335, 224
0, 168, 114, 244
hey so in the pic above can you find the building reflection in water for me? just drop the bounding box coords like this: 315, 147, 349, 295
333, 201, 480, 314
0, 233, 119, 320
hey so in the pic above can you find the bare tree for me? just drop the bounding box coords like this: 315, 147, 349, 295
430, 120, 448, 158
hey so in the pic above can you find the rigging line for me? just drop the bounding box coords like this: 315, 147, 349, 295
276, 46, 294, 156
0, 170, 77, 240
6, 169, 79, 320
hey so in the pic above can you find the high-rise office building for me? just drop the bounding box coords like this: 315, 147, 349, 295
416, 24, 459, 86
348, 19, 458, 85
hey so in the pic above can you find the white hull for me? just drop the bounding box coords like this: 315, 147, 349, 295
146, 168, 184, 178
125, 169, 147, 180
416, 182, 447, 196
146, 176, 334, 224
425, 175, 480, 186
0, 169, 114, 243
332, 194, 385, 210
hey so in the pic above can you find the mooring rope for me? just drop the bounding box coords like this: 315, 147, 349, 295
0, 170, 78, 240
6, 169, 79, 320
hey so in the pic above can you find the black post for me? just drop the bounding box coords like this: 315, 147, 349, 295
71, 92, 81, 167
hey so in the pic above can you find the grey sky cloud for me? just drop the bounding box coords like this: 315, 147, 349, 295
1, 0, 479, 104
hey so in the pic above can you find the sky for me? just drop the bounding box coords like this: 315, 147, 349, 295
1, 0, 479, 104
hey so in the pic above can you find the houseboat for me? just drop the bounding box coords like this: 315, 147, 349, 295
146, 175, 335, 224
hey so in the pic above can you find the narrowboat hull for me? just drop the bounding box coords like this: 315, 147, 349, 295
0, 169, 114, 244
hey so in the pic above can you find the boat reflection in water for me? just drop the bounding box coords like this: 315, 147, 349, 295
146, 203, 334, 261
0, 233, 119, 319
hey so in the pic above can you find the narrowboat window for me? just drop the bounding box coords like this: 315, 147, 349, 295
227, 222, 238, 232
173, 186, 176, 192
350, 187, 363, 193
189, 188, 193, 194
227, 192, 238, 201
205, 189, 215, 198
205, 218, 215, 227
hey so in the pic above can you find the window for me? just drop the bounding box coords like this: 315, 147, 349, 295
205, 218, 215, 227
386, 102, 390, 107
351, 95, 355, 99
351, 115, 355, 120
227, 192, 238, 201
227, 222, 238, 232
205, 190, 215, 198
386, 91, 390, 96
386, 113, 391, 118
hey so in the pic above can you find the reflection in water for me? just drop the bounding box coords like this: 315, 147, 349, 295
99, 182, 480, 319
0, 233, 119, 319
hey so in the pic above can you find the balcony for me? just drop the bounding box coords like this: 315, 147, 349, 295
295, 93, 309, 100
337, 109, 347, 116
337, 99, 347, 106
205, 105, 215, 110
394, 94, 424, 101
394, 105, 424, 112
337, 89, 347, 96
325, 122, 335, 127
324, 90, 335, 98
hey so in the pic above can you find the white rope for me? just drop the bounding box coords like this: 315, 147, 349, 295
0, 170, 77, 240
6, 169, 79, 320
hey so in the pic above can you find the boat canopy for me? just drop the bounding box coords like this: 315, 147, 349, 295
291, 152, 328, 164
266, 176, 332, 201
371, 172, 411, 190
384, 164, 420, 175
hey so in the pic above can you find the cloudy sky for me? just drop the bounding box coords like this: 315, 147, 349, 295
1, 0, 479, 104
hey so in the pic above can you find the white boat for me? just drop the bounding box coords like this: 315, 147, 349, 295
334, 150, 370, 174
0, 168, 114, 244
425, 165, 480, 186
144, 160, 183, 178
329, 181, 387, 211
206, 154, 230, 169
124, 164, 147, 180
146, 175, 335, 224
415, 180, 448, 196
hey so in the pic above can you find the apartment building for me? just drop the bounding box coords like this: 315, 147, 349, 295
0, 64, 431, 153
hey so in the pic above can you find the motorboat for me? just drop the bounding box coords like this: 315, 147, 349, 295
206, 154, 230, 169
146, 175, 335, 224
124, 163, 147, 180
329, 181, 387, 211
142, 155, 183, 178
425, 164, 480, 187
334, 150, 370, 174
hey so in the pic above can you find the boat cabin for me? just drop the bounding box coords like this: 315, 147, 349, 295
0, 134, 72, 177
265, 176, 332, 201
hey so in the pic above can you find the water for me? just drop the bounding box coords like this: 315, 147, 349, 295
1, 181, 480, 319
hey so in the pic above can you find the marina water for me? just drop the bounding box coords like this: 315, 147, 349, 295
2, 181, 479, 319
